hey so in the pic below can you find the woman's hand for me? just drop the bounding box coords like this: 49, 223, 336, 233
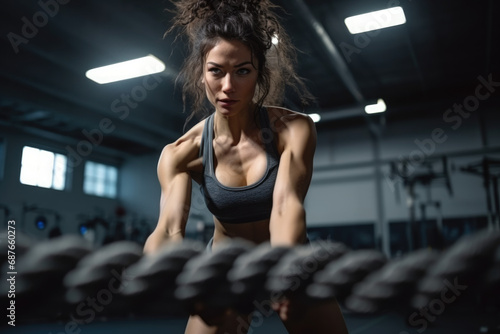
272, 295, 349, 334
143, 229, 183, 254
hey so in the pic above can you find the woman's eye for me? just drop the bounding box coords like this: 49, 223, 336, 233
208, 68, 222, 75
237, 68, 251, 75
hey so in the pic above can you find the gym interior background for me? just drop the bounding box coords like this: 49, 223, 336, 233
1, 0, 499, 333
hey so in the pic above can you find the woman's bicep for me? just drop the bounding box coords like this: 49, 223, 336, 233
274, 114, 316, 203
155, 144, 193, 236
270, 115, 316, 245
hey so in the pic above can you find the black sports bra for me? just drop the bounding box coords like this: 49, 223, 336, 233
199, 107, 280, 223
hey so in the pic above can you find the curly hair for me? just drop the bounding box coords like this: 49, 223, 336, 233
166, 0, 313, 128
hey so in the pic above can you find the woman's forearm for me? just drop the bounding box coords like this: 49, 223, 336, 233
143, 229, 183, 254
269, 202, 307, 246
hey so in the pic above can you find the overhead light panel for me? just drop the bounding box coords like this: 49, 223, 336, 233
345, 7, 406, 34
309, 113, 321, 123
365, 99, 386, 114
86, 54, 165, 84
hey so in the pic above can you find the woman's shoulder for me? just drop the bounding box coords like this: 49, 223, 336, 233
264, 106, 316, 153
158, 117, 208, 170
265, 105, 315, 135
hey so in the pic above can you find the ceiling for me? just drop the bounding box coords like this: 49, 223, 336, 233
1, 0, 498, 158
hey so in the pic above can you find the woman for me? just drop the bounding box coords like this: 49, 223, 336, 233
144, 0, 348, 333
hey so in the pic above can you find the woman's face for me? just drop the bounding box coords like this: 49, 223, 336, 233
203, 39, 258, 117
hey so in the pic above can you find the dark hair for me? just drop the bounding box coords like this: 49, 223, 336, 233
167, 0, 313, 128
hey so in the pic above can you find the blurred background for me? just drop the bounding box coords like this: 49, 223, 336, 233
0, 0, 500, 264
0, 0, 499, 255
0, 0, 500, 256
1, 1, 500, 333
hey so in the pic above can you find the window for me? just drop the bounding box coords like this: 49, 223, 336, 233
83, 161, 118, 198
20, 146, 67, 190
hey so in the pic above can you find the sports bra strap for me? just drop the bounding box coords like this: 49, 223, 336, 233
199, 106, 278, 170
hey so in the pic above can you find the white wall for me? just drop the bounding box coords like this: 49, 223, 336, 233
306, 107, 499, 228
119, 153, 160, 222
0, 129, 121, 242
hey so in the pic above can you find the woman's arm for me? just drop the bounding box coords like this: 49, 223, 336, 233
143, 138, 198, 254
269, 112, 348, 333
269, 112, 317, 246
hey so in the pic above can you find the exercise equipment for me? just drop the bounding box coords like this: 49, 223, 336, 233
267, 241, 348, 301
63, 241, 143, 317
389, 156, 453, 251
1, 228, 499, 327
122, 240, 205, 316
174, 239, 254, 325
21, 204, 63, 239
228, 243, 291, 313
0, 235, 92, 321
460, 157, 500, 230
307, 249, 387, 303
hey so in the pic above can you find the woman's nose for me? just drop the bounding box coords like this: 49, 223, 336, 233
222, 74, 235, 93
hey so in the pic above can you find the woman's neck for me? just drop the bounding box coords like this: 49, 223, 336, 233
213, 104, 259, 145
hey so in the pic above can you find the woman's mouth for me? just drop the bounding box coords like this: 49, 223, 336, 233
218, 99, 237, 107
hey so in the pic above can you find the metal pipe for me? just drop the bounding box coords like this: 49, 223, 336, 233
288, 0, 365, 103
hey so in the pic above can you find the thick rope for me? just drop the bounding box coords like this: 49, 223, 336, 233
2, 229, 499, 324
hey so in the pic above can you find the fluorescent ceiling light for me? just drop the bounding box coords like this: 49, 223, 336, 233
86, 54, 165, 84
345, 7, 406, 34
365, 99, 386, 114
309, 113, 321, 123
